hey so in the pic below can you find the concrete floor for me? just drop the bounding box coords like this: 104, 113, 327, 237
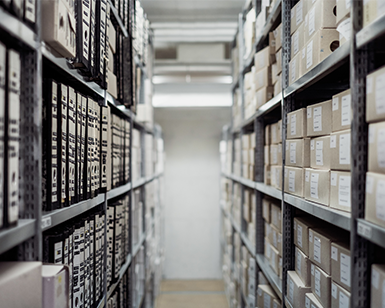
155, 280, 229, 308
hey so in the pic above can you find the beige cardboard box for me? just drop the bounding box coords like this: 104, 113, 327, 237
254, 46, 275, 72
243, 149, 249, 164
265, 221, 271, 240
107, 69, 118, 99
271, 122, 279, 144
305, 292, 323, 308
271, 165, 282, 189
108, 19, 117, 53
289, 52, 301, 85
274, 73, 282, 96
311, 263, 332, 308
265, 145, 270, 165
336, 0, 351, 23
265, 124, 271, 145
273, 298, 281, 308
365, 172, 385, 228
256, 86, 274, 109
330, 171, 351, 212
304, 168, 330, 205
258, 271, 269, 285
304, 0, 337, 42
287, 270, 311, 307
243, 134, 250, 149
268, 224, 282, 254
370, 264, 385, 308
330, 129, 351, 171
287, 108, 307, 139
291, 23, 305, 58
291, 0, 307, 34
257, 284, 279, 308
363, 0, 385, 27
310, 135, 331, 170
270, 245, 281, 276
272, 63, 279, 85
286, 138, 311, 167
284, 166, 305, 197
250, 132, 256, 148
331, 281, 351, 308
244, 70, 254, 90
42, 264, 70, 308
278, 121, 283, 143
301, 29, 340, 75
366, 66, 385, 123
255, 66, 272, 91
331, 241, 351, 291
0, 262, 42, 307
368, 121, 385, 174
295, 246, 312, 286
273, 23, 282, 52
271, 202, 282, 232
264, 237, 271, 261
309, 227, 348, 275
276, 48, 282, 74
265, 165, 271, 185
332, 89, 351, 132
270, 144, 279, 165
307, 100, 333, 137
41, 0, 76, 58
250, 148, 255, 165
108, 45, 114, 71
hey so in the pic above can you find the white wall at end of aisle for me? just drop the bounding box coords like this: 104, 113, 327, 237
155, 107, 231, 279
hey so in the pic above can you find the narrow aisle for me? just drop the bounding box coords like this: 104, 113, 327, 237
155, 280, 229, 308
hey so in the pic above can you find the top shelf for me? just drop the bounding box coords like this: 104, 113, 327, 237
356, 15, 385, 48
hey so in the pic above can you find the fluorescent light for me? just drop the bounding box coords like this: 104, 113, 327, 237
153, 93, 232, 107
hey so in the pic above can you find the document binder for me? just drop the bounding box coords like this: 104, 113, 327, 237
76, 93, 82, 202
43, 232, 63, 264
74, 0, 91, 72
24, 0, 36, 26
95, 0, 108, 88
73, 220, 85, 308
89, 217, 95, 307
0, 43, 6, 229
81, 96, 87, 200
68, 87, 76, 205
58, 84, 68, 208
90, 0, 96, 77
84, 219, 90, 308
100, 106, 108, 190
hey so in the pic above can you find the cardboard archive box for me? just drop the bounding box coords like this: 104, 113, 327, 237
332, 89, 352, 132
330, 129, 351, 171
286, 138, 311, 167
368, 121, 385, 174
305, 292, 323, 308
295, 246, 312, 287
371, 264, 385, 308
287, 270, 311, 307
365, 172, 385, 228
331, 281, 351, 308
304, 168, 330, 205
311, 263, 332, 308
310, 135, 331, 170
331, 241, 351, 291
307, 100, 333, 137
294, 216, 322, 256
366, 65, 385, 123
330, 171, 351, 212
284, 166, 305, 197
287, 108, 307, 139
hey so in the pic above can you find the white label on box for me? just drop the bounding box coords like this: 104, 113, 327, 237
366, 175, 374, 194
289, 277, 294, 302
333, 97, 339, 111
331, 246, 338, 261
311, 139, 315, 150
311, 173, 320, 199
54, 242, 62, 264
290, 142, 297, 164
306, 297, 310, 308
331, 135, 337, 148
306, 40, 313, 69
308, 7, 315, 37
311, 263, 315, 275
369, 125, 375, 143
314, 236, 321, 263
340, 292, 350, 308
332, 282, 338, 299
308, 108, 312, 118
291, 58, 297, 83
340, 134, 351, 165
291, 114, 297, 136
264, 293, 271, 308
337, 18, 351, 41
306, 170, 310, 182
289, 170, 296, 192
378, 0, 385, 17
372, 268, 380, 289
258, 288, 262, 296
302, 47, 306, 59
367, 76, 373, 95
339, 176, 351, 208
315, 268, 321, 297
286, 142, 289, 151
297, 250, 302, 273
378, 128, 385, 167
293, 31, 299, 55
273, 231, 277, 247
341, 95, 351, 126
375, 73, 385, 115
313, 106, 322, 132
376, 180, 385, 220
298, 224, 303, 247
331, 172, 337, 186
296, 1, 303, 25
340, 253, 351, 287
346, 0, 351, 9
316, 140, 324, 165
291, 9, 295, 19
309, 230, 313, 243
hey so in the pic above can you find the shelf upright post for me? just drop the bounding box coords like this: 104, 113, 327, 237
281, 0, 295, 304
350, 0, 371, 307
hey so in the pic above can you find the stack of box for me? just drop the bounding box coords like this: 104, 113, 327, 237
234, 137, 241, 177
271, 23, 282, 97
262, 197, 283, 279
289, 0, 340, 85
241, 246, 251, 300
291, 215, 351, 308
243, 188, 256, 243
233, 183, 242, 227
257, 283, 281, 308
244, 8, 256, 60
241, 133, 256, 180
264, 120, 282, 188
370, 264, 385, 308
232, 35, 240, 83
233, 89, 242, 128
132, 129, 142, 182
365, 65, 385, 229
221, 178, 232, 212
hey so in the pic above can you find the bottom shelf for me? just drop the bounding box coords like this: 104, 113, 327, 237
255, 254, 282, 300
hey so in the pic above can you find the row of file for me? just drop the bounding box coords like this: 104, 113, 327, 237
42, 79, 131, 211
0, 0, 36, 29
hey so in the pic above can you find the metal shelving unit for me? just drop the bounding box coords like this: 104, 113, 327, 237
255, 254, 282, 299
0, 220, 36, 255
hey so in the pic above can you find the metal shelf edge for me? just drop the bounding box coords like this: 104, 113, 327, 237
284, 42, 350, 97
284, 193, 351, 231
0, 219, 36, 255
0, 8, 37, 49
357, 219, 385, 249
255, 182, 282, 200
108, 0, 129, 38
256, 254, 283, 299
222, 172, 256, 190
356, 14, 385, 48
107, 182, 132, 200
42, 194, 106, 231
107, 253, 132, 299
132, 232, 146, 258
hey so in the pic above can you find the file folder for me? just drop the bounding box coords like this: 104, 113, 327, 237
0, 43, 6, 228
68, 87, 76, 205
58, 84, 68, 208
